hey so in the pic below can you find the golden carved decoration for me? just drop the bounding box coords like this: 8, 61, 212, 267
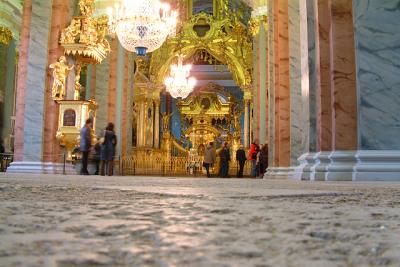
79, 0, 95, 17
56, 99, 98, 161
249, 15, 268, 36
60, 0, 110, 64
56, 0, 105, 156
49, 56, 74, 101
0, 26, 13, 45
149, 12, 253, 88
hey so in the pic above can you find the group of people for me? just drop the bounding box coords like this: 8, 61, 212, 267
202, 139, 268, 178
0, 138, 5, 172
79, 118, 117, 176
248, 139, 268, 178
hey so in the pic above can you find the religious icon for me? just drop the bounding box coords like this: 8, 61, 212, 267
63, 109, 76, 127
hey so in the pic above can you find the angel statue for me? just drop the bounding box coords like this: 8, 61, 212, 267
49, 56, 74, 100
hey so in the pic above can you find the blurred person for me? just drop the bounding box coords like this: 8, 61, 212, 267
100, 122, 117, 176
248, 139, 260, 177
258, 144, 269, 178
236, 145, 246, 178
219, 142, 231, 178
80, 118, 93, 175
203, 142, 216, 178
0, 138, 5, 172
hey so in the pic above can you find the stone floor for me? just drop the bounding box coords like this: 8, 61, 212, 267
0, 173, 400, 267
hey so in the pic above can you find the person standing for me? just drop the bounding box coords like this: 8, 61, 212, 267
236, 145, 247, 178
0, 138, 5, 172
248, 139, 260, 177
203, 142, 216, 178
100, 122, 117, 176
259, 144, 269, 178
219, 142, 231, 178
80, 118, 93, 175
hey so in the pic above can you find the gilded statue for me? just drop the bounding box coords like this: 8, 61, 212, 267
233, 112, 241, 139
49, 56, 74, 100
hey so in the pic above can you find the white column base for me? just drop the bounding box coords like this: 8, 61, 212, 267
295, 150, 400, 181
263, 167, 295, 179
6, 161, 77, 175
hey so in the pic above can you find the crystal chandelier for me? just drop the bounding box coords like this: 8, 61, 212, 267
165, 55, 196, 99
107, 0, 177, 55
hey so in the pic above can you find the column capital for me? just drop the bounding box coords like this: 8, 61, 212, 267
0, 26, 13, 45
243, 89, 252, 101
249, 10, 268, 37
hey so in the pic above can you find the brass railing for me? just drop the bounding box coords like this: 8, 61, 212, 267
121, 151, 252, 177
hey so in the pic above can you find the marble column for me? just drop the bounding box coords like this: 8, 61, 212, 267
114, 42, 125, 157
267, 0, 275, 167
289, 0, 310, 165
13, 0, 32, 161
1, 40, 17, 151
306, 0, 319, 152
95, 55, 110, 134
353, 0, 400, 150
14, 0, 52, 162
273, 0, 290, 167
107, 38, 118, 126
316, 0, 333, 151
253, 34, 260, 142
259, 22, 268, 145
331, 0, 357, 150
351, 0, 400, 180
43, 0, 72, 163
0, 44, 7, 135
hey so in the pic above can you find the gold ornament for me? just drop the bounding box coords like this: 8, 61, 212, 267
150, 12, 253, 88
0, 26, 13, 45
60, 0, 110, 64
49, 56, 74, 101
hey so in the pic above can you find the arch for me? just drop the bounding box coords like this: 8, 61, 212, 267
149, 13, 253, 89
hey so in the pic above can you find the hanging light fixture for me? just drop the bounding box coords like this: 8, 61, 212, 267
107, 0, 177, 56
165, 55, 196, 99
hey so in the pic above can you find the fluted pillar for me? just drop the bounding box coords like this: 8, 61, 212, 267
154, 100, 160, 148
244, 98, 250, 148
138, 99, 145, 147
143, 100, 148, 147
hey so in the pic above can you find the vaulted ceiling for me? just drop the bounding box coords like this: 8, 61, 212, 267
0, 0, 23, 43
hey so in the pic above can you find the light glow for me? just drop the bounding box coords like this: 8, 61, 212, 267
165, 55, 196, 99
107, 0, 177, 54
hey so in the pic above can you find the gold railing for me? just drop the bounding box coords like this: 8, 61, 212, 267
121, 149, 252, 177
